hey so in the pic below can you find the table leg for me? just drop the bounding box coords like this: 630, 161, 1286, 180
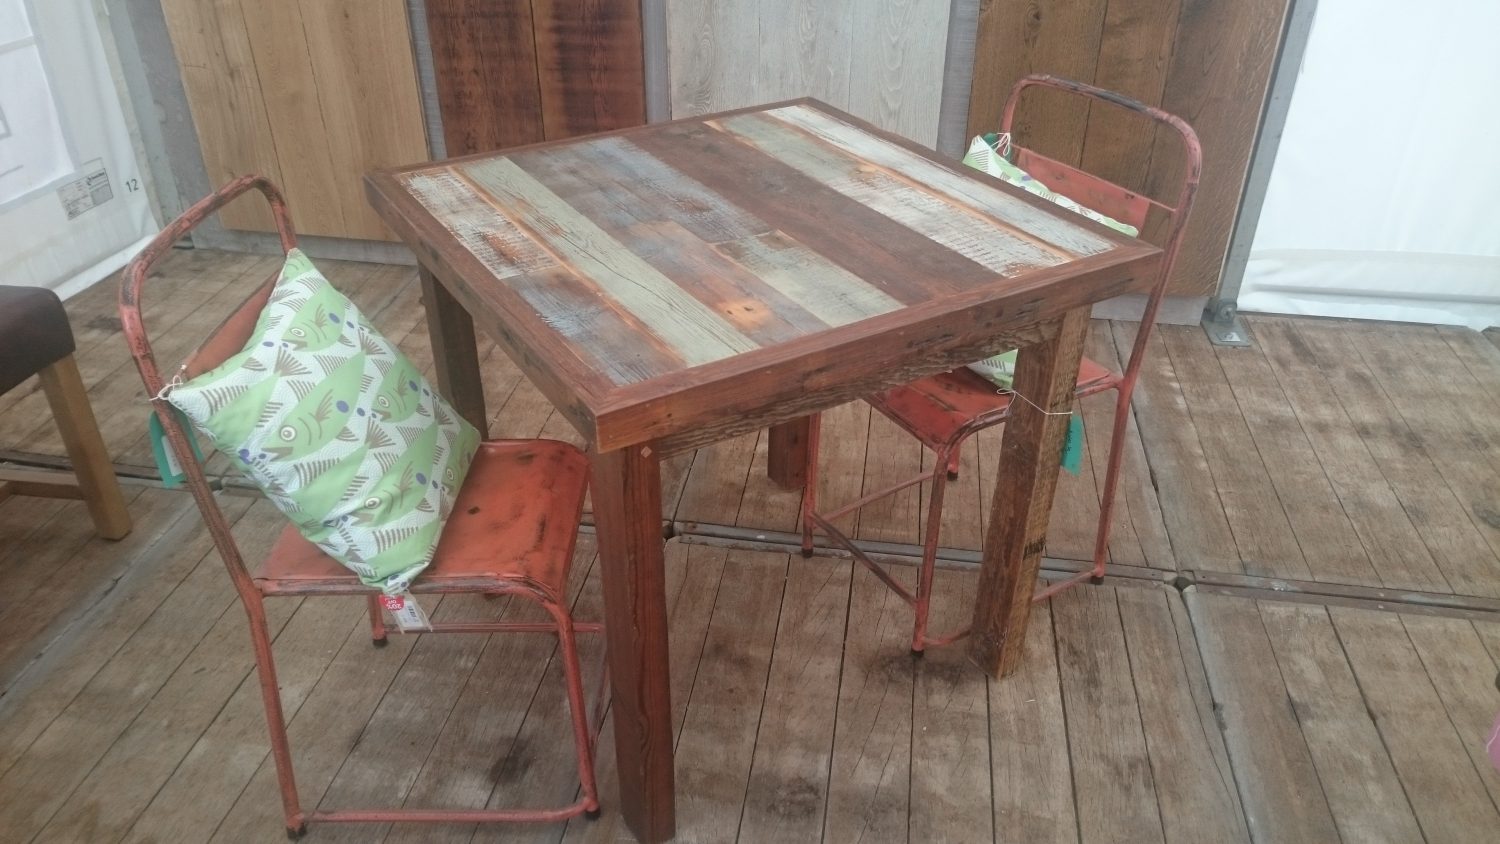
419, 266, 488, 435
767, 417, 811, 489
969, 307, 1090, 676
590, 444, 676, 842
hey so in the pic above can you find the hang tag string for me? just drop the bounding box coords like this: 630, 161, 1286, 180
152, 366, 185, 402
997, 387, 1074, 417
991, 132, 1012, 159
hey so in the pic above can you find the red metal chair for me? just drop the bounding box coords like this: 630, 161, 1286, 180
799, 75, 1202, 652
120, 176, 605, 838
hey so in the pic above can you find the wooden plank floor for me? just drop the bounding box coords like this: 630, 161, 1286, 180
9, 250, 1500, 601
2, 249, 1499, 842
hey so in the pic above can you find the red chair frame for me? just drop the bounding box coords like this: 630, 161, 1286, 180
120, 176, 606, 837
800, 74, 1202, 651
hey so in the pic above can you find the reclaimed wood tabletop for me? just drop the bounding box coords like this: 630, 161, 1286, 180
367, 99, 1162, 843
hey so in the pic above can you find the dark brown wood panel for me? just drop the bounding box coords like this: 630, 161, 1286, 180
970, 0, 1109, 168
967, 0, 1292, 296
426, 0, 645, 157
1143, 0, 1291, 295
532, 0, 647, 140
424, 0, 545, 155
1080, 0, 1183, 191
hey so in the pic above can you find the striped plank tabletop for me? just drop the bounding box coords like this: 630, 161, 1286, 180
367, 99, 1159, 453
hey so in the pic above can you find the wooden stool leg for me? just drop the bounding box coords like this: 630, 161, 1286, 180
38, 356, 132, 539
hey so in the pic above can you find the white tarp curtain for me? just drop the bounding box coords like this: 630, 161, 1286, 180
1239, 0, 1500, 329
0, 0, 156, 298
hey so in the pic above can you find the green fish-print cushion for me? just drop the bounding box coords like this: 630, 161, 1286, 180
961, 134, 1139, 237
961, 134, 1136, 389
166, 250, 480, 594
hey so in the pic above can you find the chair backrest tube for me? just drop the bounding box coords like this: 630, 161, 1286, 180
119, 175, 297, 603
999, 73, 1203, 400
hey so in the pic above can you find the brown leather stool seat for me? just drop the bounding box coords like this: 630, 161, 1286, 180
0, 286, 76, 395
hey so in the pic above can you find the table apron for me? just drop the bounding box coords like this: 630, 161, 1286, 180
624, 320, 1059, 457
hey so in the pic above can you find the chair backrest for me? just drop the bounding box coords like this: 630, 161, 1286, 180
120, 175, 297, 601
1000, 74, 1202, 388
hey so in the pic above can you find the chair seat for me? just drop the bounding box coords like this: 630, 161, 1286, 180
869, 356, 1117, 452
0, 286, 75, 395
255, 439, 589, 599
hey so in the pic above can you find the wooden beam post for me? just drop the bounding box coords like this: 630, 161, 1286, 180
419, 266, 489, 435
37, 356, 132, 540
969, 307, 1089, 675
590, 443, 676, 842
767, 416, 811, 489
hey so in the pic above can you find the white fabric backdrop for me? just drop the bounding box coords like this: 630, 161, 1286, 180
1238, 0, 1500, 329
0, 0, 156, 298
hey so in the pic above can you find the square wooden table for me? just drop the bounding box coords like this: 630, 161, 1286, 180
367, 99, 1161, 842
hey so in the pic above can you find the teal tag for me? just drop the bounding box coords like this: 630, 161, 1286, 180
148, 407, 203, 488
1061, 413, 1084, 475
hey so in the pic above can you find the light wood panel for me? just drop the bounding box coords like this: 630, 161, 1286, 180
161, 0, 428, 240
156, 0, 283, 232
666, 0, 952, 146
968, 0, 1293, 295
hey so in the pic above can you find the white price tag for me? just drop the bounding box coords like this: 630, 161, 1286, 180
379, 592, 432, 632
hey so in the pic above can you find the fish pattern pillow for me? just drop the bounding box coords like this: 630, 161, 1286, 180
962, 134, 1135, 390
165, 250, 480, 594
962, 134, 1139, 237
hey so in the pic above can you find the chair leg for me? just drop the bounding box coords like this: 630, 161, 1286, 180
799, 412, 822, 558
243, 596, 305, 837
911, 447, 952, 654
1090, 389, 1133, 582
945, 449, 961, 480
366, 595, 388, 646
543, 600, 601, 816
37, 356, 131, 540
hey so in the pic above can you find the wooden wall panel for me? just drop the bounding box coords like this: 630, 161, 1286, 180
427, 0, 645, 157
969, 0, 1108, 167
157, 0, 283, 232
238, 2, 350, 235
847, 0, 952, 145
759, 0, 855, 112
533, 0, 648, 139
967, 0, 1292, 296
424, 0, 545, 155
299, 1, 433, 239
667, 0, 761, 117
1080, 0, 1181, 191
162, 0, 429, 240
1144, 0, 1290, 296
666, 0, 952, 147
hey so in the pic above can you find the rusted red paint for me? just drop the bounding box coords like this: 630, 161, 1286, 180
802, 74, 1204, 650
119, 176, 605, 836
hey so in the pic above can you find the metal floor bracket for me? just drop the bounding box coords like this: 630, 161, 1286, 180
1201, 299, 1253, 347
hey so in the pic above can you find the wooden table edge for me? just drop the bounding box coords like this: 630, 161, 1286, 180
364, 171, 609, 443
591, 243, 1161, 452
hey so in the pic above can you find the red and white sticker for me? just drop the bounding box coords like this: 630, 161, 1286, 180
379, 592, 431, 632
